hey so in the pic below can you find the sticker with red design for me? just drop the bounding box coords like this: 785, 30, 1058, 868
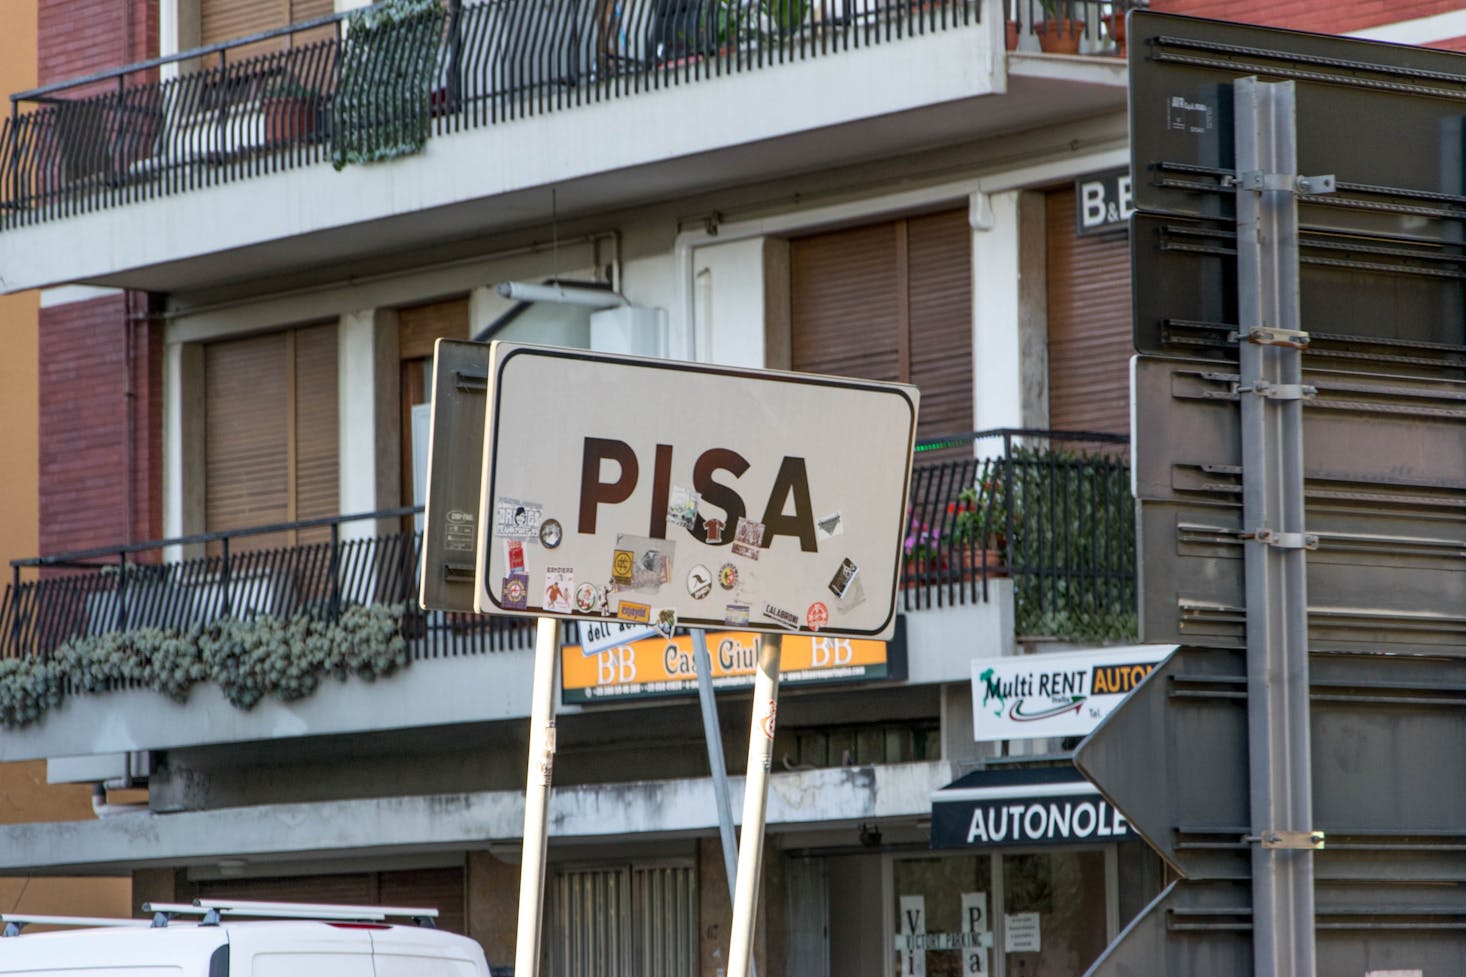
806, 601, 829, 631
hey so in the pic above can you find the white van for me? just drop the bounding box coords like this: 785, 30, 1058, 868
0, 900, 492, 977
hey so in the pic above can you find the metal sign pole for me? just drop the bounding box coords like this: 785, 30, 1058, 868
1234, 76, 1321, 977
691, 629, 759, 977
725, 632, 782, 977
513, 616, 561, 977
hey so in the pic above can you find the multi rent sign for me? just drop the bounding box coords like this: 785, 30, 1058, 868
561, 622, 906, 704
473, 344, 918, 639
971, 646, 1173, 742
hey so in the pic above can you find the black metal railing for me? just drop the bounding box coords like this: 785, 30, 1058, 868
903, 428, 1135, 641
0, 428, 1134, 672
0, 507, 536, 663
1, 0, 977, 229
1007, 0, 1137, 55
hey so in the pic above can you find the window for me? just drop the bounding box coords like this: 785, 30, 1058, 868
791, 209, 974, 444
204, 322, 339, 550
551, 861, 697, 977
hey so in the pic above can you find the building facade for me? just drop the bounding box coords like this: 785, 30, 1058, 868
1, 0, 1462, 974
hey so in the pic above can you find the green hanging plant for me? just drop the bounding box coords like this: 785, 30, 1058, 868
331, 0, 446, 170
0, 604, 411, 729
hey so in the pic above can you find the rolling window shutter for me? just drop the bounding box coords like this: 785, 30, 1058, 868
792, 208, 971, 443
293, 322, 339, 545
398, 297, 471, 361
906, 209, 973, 440
790, 222, 902, 383
205, 332, 290, 546
1045, 188, 1132, 435
200, 0, 286, 48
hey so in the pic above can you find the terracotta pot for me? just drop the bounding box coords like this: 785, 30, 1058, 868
1034, 17, 1081, 55
1005, 18, 1019, 50
1104, 11, 1126, 56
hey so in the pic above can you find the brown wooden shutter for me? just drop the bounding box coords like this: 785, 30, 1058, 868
398, 298, 471, 361
205, 332, 290, 546
906, 210, 973, 440
200, 0, 286, 48
205, 324, 338, 551
791, 222, 902, 383
791, 209, 972, 442
293, 322, 339, 545
1045, 188, 1132, 436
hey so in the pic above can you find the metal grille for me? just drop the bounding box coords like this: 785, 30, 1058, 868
2, 0, 977, 229
552, 862, 696, 977
0, 507, 540, 667
903, 429, 1136, 641
0, 430, 1136, 672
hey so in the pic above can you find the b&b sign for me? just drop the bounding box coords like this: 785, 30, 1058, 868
470, 344, 918, 639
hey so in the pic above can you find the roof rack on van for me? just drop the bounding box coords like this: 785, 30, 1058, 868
0, 914, 153, 937
142, 899, 440, 928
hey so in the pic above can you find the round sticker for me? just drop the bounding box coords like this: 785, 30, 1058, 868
539, 518, 563, 548
574, 582, 600, 613
806, 602, 829, 631
687, 564, 713, 600
719, 562, 739, 590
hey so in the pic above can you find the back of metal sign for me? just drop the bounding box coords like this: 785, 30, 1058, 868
1129, 10, 1466, 236
419, 340, 491, 613
1130, 212, 1466, 364
1087, 877, 1466, 977
1138, 499, 1466, 653
1131, 356, 1466, 504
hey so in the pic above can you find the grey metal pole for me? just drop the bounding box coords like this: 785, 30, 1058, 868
1233, 76, 1318, 977
691, 629, 759, 977
513, 617, 561, 977
726, 632, 782, 977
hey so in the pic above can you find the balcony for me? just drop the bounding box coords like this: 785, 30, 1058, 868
0, 0, 1130, 294
0, 430, 1132, 762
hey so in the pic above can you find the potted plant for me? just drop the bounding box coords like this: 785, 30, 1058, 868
949, 468, 1009, 578
261, 74, 321, 145
1034, 0, 1082, 54
1103, 2, 1127, 57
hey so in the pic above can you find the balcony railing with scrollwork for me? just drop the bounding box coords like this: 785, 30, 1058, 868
0, 0, 979, 229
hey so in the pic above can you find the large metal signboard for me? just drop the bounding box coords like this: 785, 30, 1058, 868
1083, 11, 1466, 977
472, 343, 918, 639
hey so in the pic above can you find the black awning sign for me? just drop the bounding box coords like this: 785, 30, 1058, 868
932, 787, 1136, 849
1075, 168, 1134, 236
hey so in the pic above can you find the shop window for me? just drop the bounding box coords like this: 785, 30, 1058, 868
550, 861, 696, 977
892, 855, 994, 977
1000, 850, 1107, 977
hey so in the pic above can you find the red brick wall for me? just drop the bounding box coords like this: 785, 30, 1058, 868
1152, 0, 1465, 35
38, 295, 161, 557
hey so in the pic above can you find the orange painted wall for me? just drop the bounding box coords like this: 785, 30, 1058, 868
0, 0, 131, 922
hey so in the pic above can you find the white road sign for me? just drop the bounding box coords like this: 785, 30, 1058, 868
473, 343, 918, 639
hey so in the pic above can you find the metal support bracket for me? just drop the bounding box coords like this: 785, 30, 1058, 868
454, 370, 487, 393
1245, 830, 1326, 850
1230, 171, 1337, 195
1235, 380, 1316, 401
1230, 326, 1311, 349
1242, 528, 1320, 551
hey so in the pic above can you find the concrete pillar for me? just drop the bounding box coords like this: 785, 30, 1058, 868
338, 308, 401, 540
467, 850, 518, 970
970, 190, 1030, 433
